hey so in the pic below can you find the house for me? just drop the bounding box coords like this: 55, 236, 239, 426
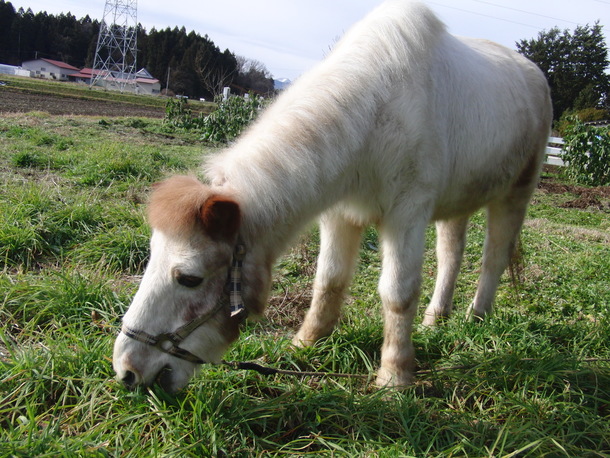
18, 57, 161, 95
73, 67, 161, 95
21, 58, 80, 81
134, 68, 161, 95
68, 67, 96, 84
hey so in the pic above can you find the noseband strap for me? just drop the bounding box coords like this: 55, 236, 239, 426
121, 243, 248, 364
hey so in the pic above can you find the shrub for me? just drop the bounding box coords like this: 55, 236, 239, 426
556, 108, 609, 136
164, 98, 204, 130
561, 116, 610, 186
200, 95, 267, 143
164, 95, 267, 143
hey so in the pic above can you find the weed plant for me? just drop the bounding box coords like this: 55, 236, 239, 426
561, 117, 610, 186
1, 113, 609, 456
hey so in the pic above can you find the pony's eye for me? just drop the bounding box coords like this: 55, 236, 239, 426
176, 274, 204, 288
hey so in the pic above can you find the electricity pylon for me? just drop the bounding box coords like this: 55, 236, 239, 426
91, 0, 138, 93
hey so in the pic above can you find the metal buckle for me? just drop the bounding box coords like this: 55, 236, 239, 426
154, 333, 180, 352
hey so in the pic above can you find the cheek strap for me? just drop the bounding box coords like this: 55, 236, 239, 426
120, 243, 248, 364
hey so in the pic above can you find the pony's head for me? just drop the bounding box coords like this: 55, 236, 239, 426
112, 176, 264, 393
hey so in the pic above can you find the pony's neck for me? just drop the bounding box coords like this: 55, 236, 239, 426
209, 82, 378, 259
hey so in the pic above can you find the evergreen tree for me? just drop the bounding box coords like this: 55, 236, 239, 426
517, 23, 610, 120
0, 1, 271, 98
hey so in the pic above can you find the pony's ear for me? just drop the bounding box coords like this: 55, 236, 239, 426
200, 196, 241, 240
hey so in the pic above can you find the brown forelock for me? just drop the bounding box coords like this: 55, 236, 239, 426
148, 175, 210, 237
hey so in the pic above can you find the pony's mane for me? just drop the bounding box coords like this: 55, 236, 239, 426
148, 175, 210, 237
203, 0, 446, 236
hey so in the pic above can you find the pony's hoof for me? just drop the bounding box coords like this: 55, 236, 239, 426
375, 367, 414, 389
421, 314, 438, 327
291, 333, 315, 348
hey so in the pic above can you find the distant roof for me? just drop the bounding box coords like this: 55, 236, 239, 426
72, 68, 106, 77
135, 77, 160, 84
23, 58, 80, 72
136, 68, 154, 79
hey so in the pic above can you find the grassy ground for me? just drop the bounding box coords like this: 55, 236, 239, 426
1, 112, 609, 457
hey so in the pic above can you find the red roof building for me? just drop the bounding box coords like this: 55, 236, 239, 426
21, 58, 80, 81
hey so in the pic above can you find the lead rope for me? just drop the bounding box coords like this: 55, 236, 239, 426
222, 358, 610, 381
222, 360, 372, 380
221, 360, 471, 380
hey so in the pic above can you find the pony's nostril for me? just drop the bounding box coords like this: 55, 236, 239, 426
155, 365, 174, 392
122, 370, 137, 388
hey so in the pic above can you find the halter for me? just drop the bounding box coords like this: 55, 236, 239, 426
121, 243, 247, 365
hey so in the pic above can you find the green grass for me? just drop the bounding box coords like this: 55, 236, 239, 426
1, 113, 609, 456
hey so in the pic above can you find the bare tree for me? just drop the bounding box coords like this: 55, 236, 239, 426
237, 56, 272, 78
233, 55, 275, 95
195, 51, 236, 98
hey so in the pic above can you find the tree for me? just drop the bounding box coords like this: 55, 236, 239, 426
233, 56, 275, 95
0, 4, 268, 99
195, 44, 236, 98
0, 1, 17, 63
516, 23, 610, 120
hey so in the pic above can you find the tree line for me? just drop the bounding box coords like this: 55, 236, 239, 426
517, 22, 610, 122
1, 0, 608, 120
0, 0, 275, 99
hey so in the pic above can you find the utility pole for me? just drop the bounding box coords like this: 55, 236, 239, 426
166, 66, 170, 95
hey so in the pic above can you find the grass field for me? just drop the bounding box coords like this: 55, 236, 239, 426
1, 111, 609, 457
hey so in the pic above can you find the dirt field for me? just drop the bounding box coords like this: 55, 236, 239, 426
0, 87, 166, 118
539, 174, 610, 210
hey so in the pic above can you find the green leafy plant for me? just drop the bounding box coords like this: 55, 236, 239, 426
561, 116, 610, 186
164, 98, 205, 130
200, 94, 267, 143
556, 108, 609, 136
164, 95, 267, 143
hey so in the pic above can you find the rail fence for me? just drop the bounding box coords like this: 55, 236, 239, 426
545, 136, 565, 166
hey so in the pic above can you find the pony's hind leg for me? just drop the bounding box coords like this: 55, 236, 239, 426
467, 188, 534, 320
292, 213, 363, 347
422, 215, 469, 326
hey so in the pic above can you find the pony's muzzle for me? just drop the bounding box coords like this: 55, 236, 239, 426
121, 369, 138, 389
116, 359, 143, 390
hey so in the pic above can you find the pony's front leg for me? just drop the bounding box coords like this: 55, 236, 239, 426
292, 213, 363, 347
376, 220, 427, 387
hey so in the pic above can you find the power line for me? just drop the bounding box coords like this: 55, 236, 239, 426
428, 1, 543, 30
469, 0, 580, 26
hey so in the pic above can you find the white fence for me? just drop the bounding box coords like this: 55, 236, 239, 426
545, 136, 565, 166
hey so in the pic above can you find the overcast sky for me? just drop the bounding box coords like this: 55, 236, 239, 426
8, 0, 610, 81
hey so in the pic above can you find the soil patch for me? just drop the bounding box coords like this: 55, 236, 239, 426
538, 175, 610, 210
0, 87, 166, 118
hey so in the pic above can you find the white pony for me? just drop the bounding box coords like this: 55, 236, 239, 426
113, 0, 552, 392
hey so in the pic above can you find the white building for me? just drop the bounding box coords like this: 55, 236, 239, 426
0, 63, 31, 77
21, 58, 80, 81
70, 67, 161, 95
134, 68, 161, 95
